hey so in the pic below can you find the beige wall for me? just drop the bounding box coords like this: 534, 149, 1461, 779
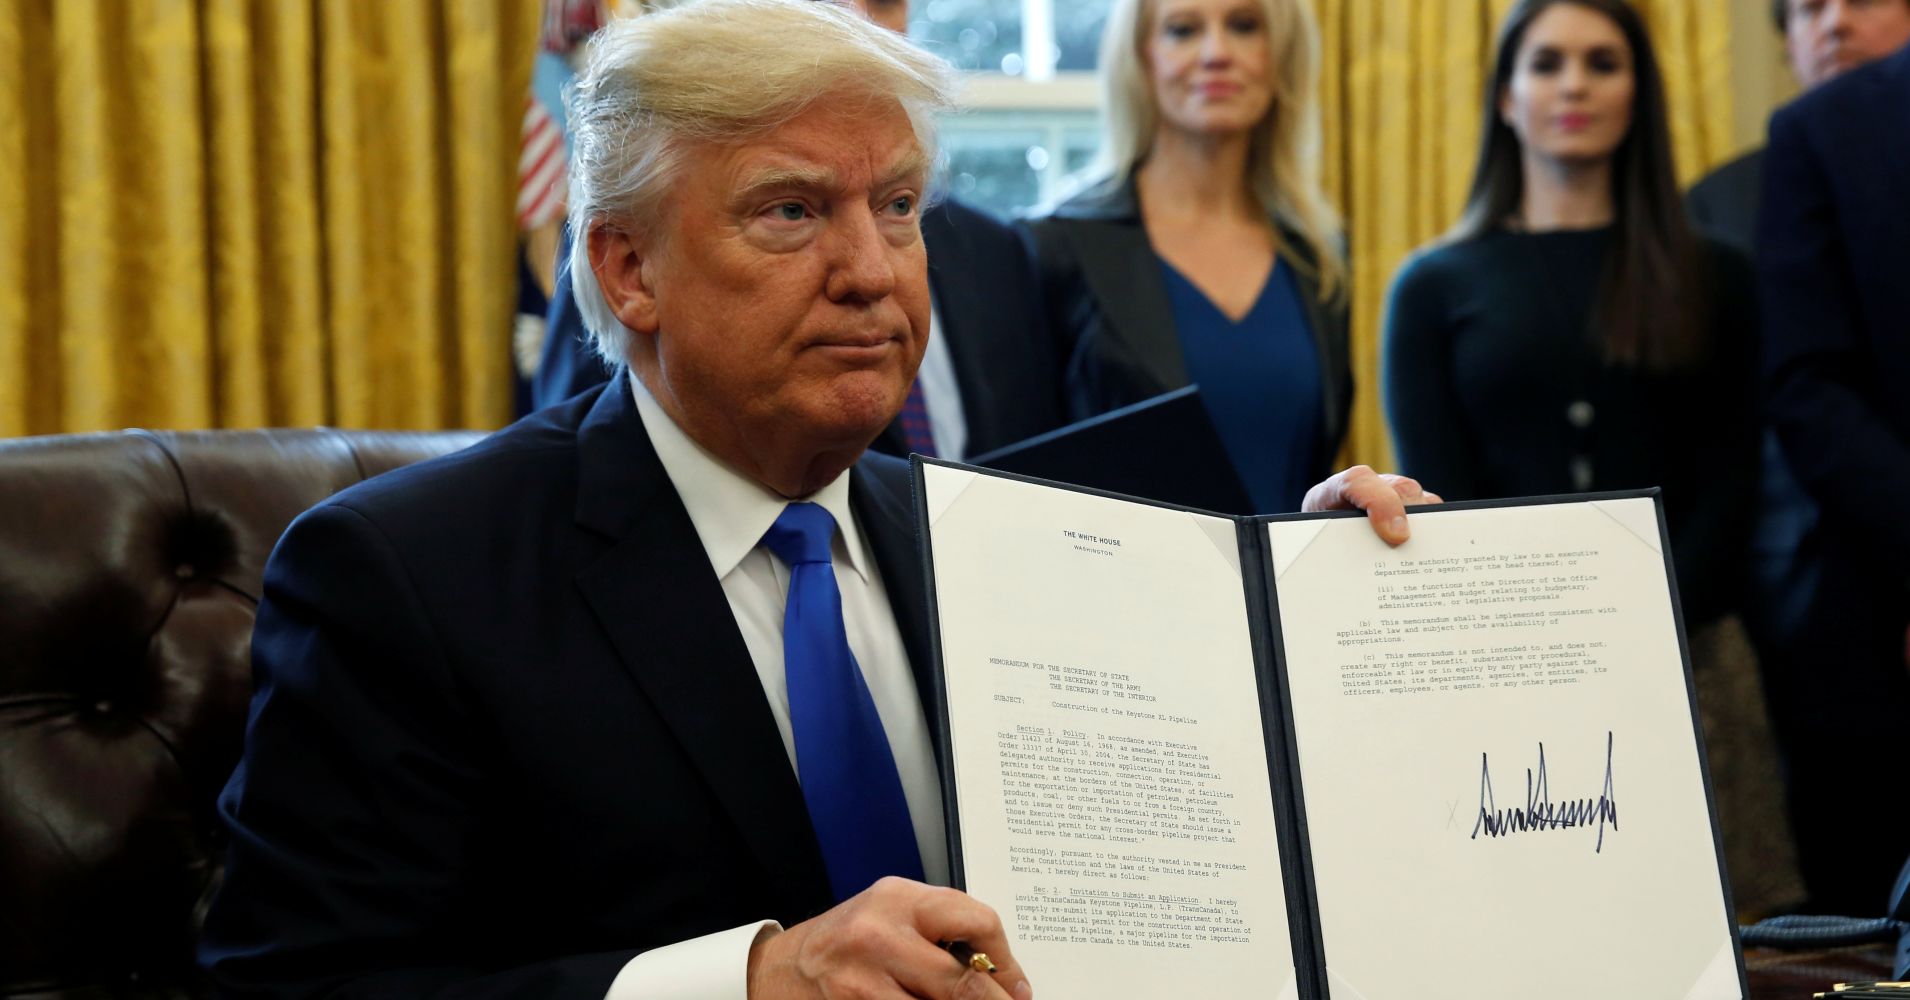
1729, 0, 1801, 154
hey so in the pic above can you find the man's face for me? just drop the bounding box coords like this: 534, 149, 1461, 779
1785, 0, 1910, 88
625, 98, 931, 493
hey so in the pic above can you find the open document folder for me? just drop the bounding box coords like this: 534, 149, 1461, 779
914, 459, 1744, 1000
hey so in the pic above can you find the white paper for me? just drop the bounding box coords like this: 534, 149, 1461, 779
923, 463, 1296, 999
1267, 498, 1736, 999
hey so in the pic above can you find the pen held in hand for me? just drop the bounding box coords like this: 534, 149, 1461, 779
942, 940, 998, 974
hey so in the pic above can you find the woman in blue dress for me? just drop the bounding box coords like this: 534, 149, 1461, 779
1020, 0, 1349, 514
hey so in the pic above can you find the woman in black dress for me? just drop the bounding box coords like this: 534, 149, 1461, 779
1383, 0, 1756, 630
1382, 0, 1795, 914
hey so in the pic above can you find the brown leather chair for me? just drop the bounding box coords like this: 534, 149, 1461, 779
0, 427, 484, 998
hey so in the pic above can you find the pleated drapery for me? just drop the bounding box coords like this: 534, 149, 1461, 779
0, 1, 539, 436
0, 1, 1737, 443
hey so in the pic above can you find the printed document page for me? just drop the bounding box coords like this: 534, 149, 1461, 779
923, 464, 1298, 1000
1266, 498, 1739, 1000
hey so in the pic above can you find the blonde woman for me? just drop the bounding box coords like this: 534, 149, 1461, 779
1022, 0, 1348, 513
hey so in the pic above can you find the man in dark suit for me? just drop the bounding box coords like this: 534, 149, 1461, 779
1688, 0, 1910, 251
1689, 1, 1910, 916
199, 0, 1434, 995
200, 5, 1029, 995
1760, 38, 1910, 915
1688, 3, 1910, 663
534, 1, 1064, 464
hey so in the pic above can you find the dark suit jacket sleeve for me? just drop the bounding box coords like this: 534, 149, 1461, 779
200, 503, 638, 998
533, 226, 616, 411
1759, 100, 1910, 561
1382, 251, 1482, 501
1684, 152, 1762, 256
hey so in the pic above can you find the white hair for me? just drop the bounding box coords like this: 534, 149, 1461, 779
564, 0, 960, 367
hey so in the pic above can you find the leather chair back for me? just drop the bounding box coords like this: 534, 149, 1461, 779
0, 428, 483, 998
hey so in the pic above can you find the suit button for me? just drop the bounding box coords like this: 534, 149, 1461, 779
1571, 455, 1594, 492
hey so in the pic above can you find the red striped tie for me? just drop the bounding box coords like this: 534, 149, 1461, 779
898, 378, 937, 458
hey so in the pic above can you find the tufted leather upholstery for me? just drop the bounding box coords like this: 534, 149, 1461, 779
0, 427, 484, 999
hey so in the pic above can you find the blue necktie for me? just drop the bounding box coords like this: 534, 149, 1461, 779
761, 502, 924, 902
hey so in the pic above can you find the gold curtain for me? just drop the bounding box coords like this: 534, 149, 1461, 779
1316, 0, 1738, 470
0, 0, 540, 437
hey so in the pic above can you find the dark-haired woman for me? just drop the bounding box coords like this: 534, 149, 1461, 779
1382, 0, 1795, 914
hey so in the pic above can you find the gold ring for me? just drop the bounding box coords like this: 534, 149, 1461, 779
967, 951, 998, 974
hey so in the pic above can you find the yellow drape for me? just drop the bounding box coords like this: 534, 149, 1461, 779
0, 1, 1738, 441
0, 0, 539, 436
1316, 0, 1737, 470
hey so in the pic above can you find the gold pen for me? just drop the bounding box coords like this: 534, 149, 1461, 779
942, 940, 998, 974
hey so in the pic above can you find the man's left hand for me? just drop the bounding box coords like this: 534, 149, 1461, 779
1301, 465, 1442, 546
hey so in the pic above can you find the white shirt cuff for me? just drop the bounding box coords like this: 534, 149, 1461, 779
603, 920, 781, 1000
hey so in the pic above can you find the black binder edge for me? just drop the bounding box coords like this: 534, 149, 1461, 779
1255, 486, 1749, 1000
1238, 519, 1326, 999
1647, 491, 1752, 998
912, 454, 967, 891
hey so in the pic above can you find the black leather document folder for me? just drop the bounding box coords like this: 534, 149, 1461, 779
968, 385, 1254, 516
913, 460, 1746, 1000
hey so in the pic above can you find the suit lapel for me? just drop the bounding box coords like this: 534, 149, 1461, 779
1067, 218, 1187, 395
921, 203, 993, 451
1063, 174, 1350, 464
571, 378, 834, 914
849, 456, 939, 743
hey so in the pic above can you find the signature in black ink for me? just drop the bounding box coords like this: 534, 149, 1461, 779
1471, 731, 1618, 852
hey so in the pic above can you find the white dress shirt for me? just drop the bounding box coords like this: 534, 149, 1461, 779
606, 372, 948, 999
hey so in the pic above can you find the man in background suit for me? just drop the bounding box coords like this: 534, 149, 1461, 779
1688, 0, 1910, 915
535, 0, 1065, 463
1687, 2, 1910, 675
200, 1, 1428, 995
1760, 38, 1910, 915
1688, 0, 1910, 250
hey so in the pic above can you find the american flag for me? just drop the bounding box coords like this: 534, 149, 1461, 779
516, 96, 566, 231
542, 0, 607, 53
518, 1, 607, 231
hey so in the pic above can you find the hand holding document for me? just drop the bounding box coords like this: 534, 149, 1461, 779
1297, 463, 1444, 545
917, 461, 1744, 1000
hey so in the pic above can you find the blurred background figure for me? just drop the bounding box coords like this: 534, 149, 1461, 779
531, 0, 1067, 463
1758, 28, 1910, 916
1382, 0, 1799, 917
1686, 0, 1910, 919
510, 0, 606, 416
1689, 0, 1910, 251
1019, 0, 1350, 514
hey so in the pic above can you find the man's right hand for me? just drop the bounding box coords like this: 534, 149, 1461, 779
746, 877, 1033, 1000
